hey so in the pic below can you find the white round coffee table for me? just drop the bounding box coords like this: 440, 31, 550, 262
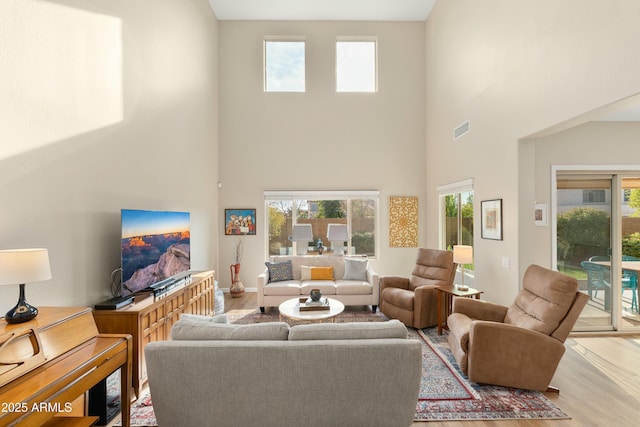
278, 297, 345, 323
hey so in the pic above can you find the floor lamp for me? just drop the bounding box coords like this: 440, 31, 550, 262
453, 245, 473, 291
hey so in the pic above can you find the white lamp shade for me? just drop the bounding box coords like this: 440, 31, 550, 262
326, 224, 349, 242
291, 224, 313, 242
453, 245, 473, 264
0, 248, 52, 285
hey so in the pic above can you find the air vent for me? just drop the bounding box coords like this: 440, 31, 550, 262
453, 120, 470, 140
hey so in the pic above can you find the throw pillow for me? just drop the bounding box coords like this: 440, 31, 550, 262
343, 257, 368, 281
301, 265, 334, 281
265, 260, 293, 282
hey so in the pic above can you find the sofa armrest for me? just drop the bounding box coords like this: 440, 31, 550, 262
452, 297, 508, 322
257, 269, 269, 307
367, 266, 380, 302
467, 320, 565, 390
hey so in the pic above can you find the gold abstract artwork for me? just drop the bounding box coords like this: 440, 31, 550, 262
389, 196, 418, 247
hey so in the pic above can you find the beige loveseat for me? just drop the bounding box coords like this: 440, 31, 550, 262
145, 315, 422, 427
257, 255, 379, 313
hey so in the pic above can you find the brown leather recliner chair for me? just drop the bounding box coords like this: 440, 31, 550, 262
379, 248, 456, 329
447, 264, 588, 391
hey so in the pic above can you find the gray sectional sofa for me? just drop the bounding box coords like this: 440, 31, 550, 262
145, 314, 421, 427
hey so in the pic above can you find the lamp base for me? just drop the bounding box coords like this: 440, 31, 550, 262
4, 284, 38, 324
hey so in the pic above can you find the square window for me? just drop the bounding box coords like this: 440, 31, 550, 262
336, 40, 377, 92
264, 40, 305, 92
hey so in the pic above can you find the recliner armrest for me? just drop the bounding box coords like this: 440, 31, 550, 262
451, 298, 507, 322
379, 276, 410, 293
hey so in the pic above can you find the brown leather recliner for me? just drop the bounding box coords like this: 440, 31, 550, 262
447, 264, 588, 391
379, 248, 456, 329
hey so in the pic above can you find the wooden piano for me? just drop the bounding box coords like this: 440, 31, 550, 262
0, 307, 131, 427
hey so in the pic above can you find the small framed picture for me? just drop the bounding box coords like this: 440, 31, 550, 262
225, 209, 256, 235
534, 203, 548, 226
481, 199, 502, 240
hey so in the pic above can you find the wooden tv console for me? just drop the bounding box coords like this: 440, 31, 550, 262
0, 306, 132, 427
92, 270, 215, 398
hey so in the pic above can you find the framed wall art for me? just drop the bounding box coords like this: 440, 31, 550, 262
388, 196, 418, 247
481, 199, 502, 240
534, 203, 548, 226
225, 209, 256, 235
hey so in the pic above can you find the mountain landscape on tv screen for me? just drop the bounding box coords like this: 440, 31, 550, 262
121, 231, 190, 294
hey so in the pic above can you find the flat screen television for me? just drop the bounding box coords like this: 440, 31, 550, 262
120, 209, 190, 297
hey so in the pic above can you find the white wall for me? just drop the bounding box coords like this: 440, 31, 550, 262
425, 0, 640, 305
0, 0, 219, 313
218, 21, 427, 287
521, 121, 640, 270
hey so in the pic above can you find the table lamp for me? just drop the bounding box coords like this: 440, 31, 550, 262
291, 224, 313, 255
0, 248, 52, 324
453, 245, 473, 291
327, 224, 349, 255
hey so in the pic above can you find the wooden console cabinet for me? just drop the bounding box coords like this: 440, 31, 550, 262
92, 270, 215, 398
0, 307, 132, 427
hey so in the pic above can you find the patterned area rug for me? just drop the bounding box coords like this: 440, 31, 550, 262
227, 306, 389, 324
414, 327, 569, 421
116, 308, 569, 425
114, 393, 156, 427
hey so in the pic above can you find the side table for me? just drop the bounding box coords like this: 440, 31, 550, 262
436, 285, 483, 334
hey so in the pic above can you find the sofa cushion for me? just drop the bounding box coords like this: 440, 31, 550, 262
171, 319, 290, 341
263, 280, 302, 296
265, 260, 294, 282
343, 257, 368, 281
179, 313, 228, 324
300, 281, 337, 295
335, 280, 373, 295
288, 319, 407, 341
300, 265, 334, 281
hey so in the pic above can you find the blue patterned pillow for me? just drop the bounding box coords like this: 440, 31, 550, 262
265, 260, 294, 283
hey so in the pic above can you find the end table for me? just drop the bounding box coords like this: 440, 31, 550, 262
436, 285, 483, 334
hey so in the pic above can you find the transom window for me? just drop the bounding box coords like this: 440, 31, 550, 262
264, 39, 305, 92
336, 38, 377, 92
264, 191, 379, 258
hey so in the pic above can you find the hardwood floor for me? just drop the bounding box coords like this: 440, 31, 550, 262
225, 293, 640, 427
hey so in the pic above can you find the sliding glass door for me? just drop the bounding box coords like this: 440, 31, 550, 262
555, 171, 640, 331
556, 175, 613, 330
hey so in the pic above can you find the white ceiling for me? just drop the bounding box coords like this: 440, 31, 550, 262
208, 0, 437, 21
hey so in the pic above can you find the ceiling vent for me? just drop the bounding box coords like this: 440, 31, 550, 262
453, 121, 470, 140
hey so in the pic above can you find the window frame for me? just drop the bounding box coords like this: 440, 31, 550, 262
263, 37, 306, 93
264, 190, 380, 258
437, 179, 474, 251
335, 37, 378, 93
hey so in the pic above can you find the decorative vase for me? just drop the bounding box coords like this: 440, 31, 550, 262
230, 263, 245, 298
310, 288, 322, 302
